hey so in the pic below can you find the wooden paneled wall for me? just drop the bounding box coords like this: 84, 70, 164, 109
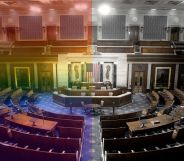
151, 64, 176, 90
141, 47, 173, 54
139, 41, 170, 46
0, 64, 8, 89
97, 47, 134, 53
10, 64, 34, 89
37, 64, 53, 92
178, 64, 184, 90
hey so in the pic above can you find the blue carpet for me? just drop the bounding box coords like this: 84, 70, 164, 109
31, 93, 149, 161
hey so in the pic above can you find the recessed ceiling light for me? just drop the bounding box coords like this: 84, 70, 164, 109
98, 4, 111, 15
131, 8, 136, 10
151, 9, 156, 11
30, 6, 42, 13
171, 9, 176, 11
74, 3, 88, 11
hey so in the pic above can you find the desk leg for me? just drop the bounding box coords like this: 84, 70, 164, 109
70, 103, 72, 114
112, 102, 115, 115
113, 106, 115, 115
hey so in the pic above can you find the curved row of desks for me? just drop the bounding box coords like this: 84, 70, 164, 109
53, 91, 132, 107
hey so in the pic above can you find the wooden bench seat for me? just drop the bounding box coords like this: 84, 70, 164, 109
146, 91, 159, 108
0, 141, 79, 161
27, 112, 84, 129
101, 127, 127, 139
57, 126, 83, 139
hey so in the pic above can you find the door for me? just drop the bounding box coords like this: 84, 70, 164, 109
129, 26, 139, 44
133, 71, 144, 93
39, 71, 52, 92
170, 27, 180, 41
47, 26, 57, 41
6, 27, 16, 42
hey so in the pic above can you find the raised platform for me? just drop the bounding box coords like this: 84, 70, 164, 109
61, 88, 125, 96
53, 90, 132, 107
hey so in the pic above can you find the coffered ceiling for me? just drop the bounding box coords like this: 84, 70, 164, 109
0, 0, 184, 12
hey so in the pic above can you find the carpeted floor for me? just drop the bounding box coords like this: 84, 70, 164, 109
33, 93, 150, 161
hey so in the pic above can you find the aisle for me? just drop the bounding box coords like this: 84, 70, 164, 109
34, 93, 149, 161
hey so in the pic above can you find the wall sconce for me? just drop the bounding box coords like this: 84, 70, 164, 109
180, 27, 184, 33
98, 26, 102, 32
140, 26, 144, 32
15, 27, 20, 32
165, 27, 170, 32
42, 26, 46, 32
2, 27, 6, 33
84, 26, 87, 32
126, 26, 129, 31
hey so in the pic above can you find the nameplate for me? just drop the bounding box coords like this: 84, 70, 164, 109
150, 120, 160, 125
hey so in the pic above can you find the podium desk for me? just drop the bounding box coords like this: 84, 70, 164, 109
5, 113, 58, 134
0, 106, 10, 117
127, 114, 177, 135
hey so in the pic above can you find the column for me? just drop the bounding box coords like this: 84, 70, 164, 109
147, 63, 152, 90
100, 62, 103, 82
113, 63, 117, 88
128, 63, 132, 89
53, 63, 57, 89
81, 62, 85, 82
34, 63, 38, 89
174, 64, 179, 89
6, 63, 11, 87
68, 63, 71, 88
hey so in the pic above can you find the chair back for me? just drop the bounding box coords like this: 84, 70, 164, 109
101, 100, 104, 107
81, 92, 86, 96
81, 101, 85, 106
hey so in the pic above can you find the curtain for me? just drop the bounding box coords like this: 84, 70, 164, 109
19, 16, 43, 40
60, 15, 84, 39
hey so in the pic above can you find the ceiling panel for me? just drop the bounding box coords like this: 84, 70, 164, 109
0, 0, 184, 12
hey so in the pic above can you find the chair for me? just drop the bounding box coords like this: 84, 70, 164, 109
109, 92, 113, 96
72, 86, 77, 90
89, 86, 95, 90
97, 100, 104, 114
101, 100, 104, 107
101, 87, 106, 90
107, 86, 111, 89
81, 92, 86, 96
81, 86, 87, 90
91, 92, 95, 96
81, 101, 87, 113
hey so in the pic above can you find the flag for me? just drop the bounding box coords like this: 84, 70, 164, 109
86, 64, 93, 82
93, 63, 100, 82
86, 63, 100, 82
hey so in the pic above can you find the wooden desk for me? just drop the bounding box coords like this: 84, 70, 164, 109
127, 114, 177, 135
53, 91, 132, 107
5, 113, 58, 133
0, 106, 10, 117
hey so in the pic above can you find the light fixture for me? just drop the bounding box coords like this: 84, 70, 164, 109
98, 4, 111, 15
171, 9, 176, 11
30, 6, 42, 13
151, 9, 156, 11
74, 3, 88, 11
131, 8, 136, 10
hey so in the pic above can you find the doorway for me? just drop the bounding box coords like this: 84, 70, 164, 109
132, 64, 148, 93
39, 71, 52, 92
170, 27, 180, 41
129, 26, 139, 44
133, 71, 144, 93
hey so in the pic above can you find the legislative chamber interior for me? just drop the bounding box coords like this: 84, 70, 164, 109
0, 0, 184, 161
